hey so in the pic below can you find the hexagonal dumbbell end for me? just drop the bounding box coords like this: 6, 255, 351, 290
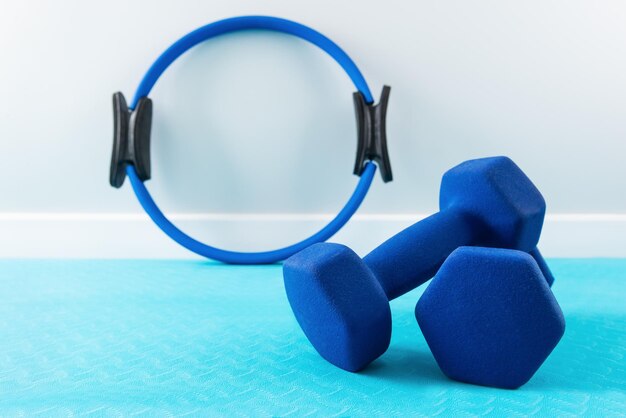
283, 243, 392, 372
415, 246, 565, 389
440, 156, 546, 252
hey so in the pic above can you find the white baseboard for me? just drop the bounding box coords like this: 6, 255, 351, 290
0, 213, 624, 258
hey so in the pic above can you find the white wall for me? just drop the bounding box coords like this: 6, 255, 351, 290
1, 1, 625, 257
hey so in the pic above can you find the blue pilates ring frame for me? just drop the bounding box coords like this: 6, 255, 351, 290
125, 15, 378, 264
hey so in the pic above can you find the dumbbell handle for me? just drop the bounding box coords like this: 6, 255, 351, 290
528, 247, 554, 286
363, 209, 553, 301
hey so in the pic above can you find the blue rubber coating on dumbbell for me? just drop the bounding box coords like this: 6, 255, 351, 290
283, 156, 555, 372
365, 156, 552, 301
416, 246, 565, 389
529, 247, 555, 286
439, 157, 546, 250
283, 243, 392, 372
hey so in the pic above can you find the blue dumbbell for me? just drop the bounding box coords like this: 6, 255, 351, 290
283, 156, 553, 371
416, 246, 565, 389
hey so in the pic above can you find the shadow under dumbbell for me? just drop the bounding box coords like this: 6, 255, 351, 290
359, 346, 443, 384
360, 311, 626, 393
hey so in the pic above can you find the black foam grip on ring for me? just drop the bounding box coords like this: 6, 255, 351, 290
353, 85, 392, 183
110, 92, 152, 188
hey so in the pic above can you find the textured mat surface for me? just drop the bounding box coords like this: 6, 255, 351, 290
0, 259, 625, 417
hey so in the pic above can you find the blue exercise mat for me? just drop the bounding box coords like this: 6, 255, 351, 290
0, 259, 624, 416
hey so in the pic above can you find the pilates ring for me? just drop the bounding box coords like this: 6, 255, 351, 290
110, 15, 392, 264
